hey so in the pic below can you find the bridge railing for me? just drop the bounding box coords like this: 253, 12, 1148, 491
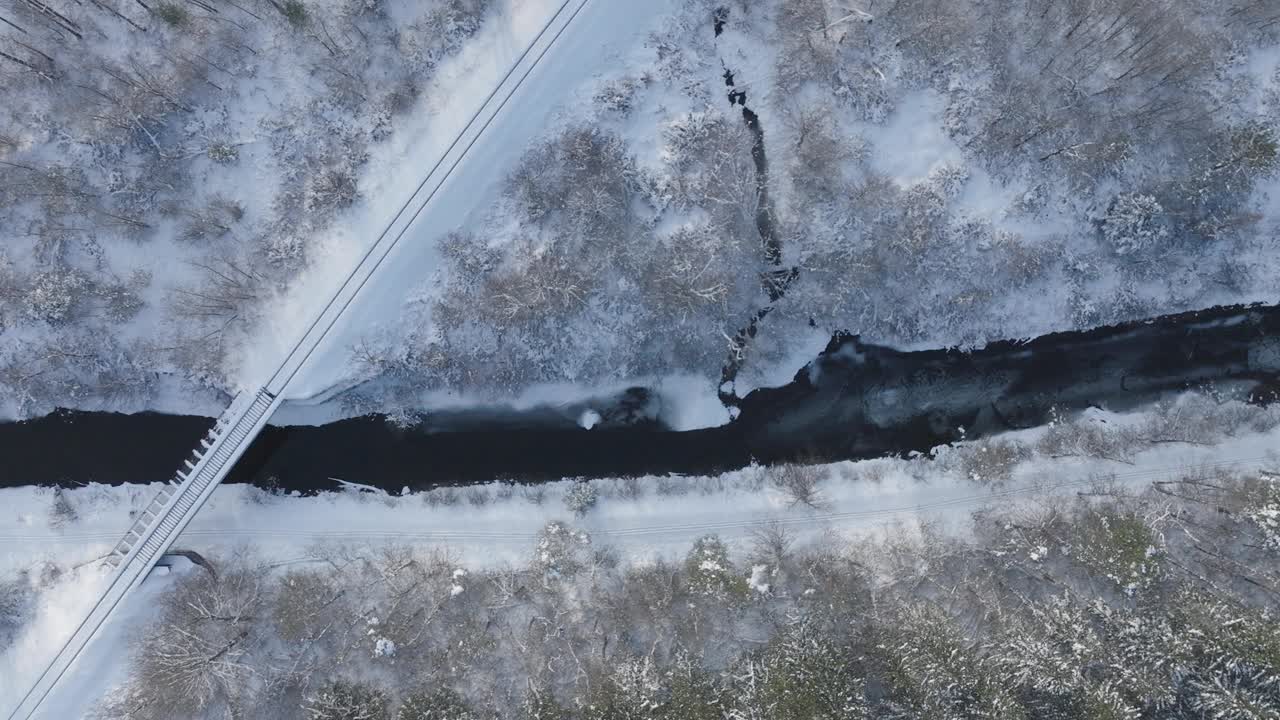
104, 391, 254, 568
105, 389, 274, 570
7, 388, 280, 720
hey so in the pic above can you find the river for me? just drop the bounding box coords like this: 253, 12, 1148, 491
2, 303, 1276, 492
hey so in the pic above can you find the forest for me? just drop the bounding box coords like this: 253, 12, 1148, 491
0, 0, 494, 415
95, 461, 1280, 719
2, 0, 1277, 414
349, 0, 1280, 412
2, 0, 1278, 717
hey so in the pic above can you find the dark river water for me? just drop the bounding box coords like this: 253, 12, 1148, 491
1, 303, 1278, 493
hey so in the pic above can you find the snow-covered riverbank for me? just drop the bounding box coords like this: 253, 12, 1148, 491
4, 392, 1278, 716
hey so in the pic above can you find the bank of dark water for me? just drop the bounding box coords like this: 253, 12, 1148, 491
2, 303, 1278, 493
0, 407, 744, 491
717, 42, 801, 405
735, 303, 1280, 462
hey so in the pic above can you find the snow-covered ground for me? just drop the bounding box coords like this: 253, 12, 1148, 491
1, 0, 753, 428
237, 0, 678, 397
0, 0, 513, 419
278, 0, 1280, 422
2, 0, 1277, 715
3, 395, 1278, 716
0, 563, 173, 720
4, 0, 1277, 428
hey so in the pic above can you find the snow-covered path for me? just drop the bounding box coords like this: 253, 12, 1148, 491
3, 431, 1275, 568
0, 454, 1269, 551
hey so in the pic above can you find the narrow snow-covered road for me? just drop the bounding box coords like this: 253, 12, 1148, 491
0, 453, 1269, 548
2, 447, 1273, 564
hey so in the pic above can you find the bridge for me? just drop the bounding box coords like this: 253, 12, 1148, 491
4, 0, 594, 717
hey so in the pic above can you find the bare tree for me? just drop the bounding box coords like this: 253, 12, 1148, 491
640, 223, 740, 324
109, 560, 265, 719
179, 196, 244, 244
171, 252, 263, 325
767, 463, 832, 510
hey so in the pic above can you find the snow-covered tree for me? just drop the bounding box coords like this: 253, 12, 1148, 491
1243, 474, 1280, 552
24, 268, 88, 324
306, 168, 360, 215
1174, 591, 1280, 717
533, 521, 592, 582
564, 482, 599, 517
396, 688, 477, 720
0, 575, 31, 652
582, 655, 665, 720
1101, 194, 1168, 256
179, 197, 243, 244
728, 614, 868, 720
640, 223, 740, 324
684, 535, 747, 600
956, 437, 1029, 485
767, 464, 830, 509
991, 594, 1140, 719
1073, 599, 1192, 714
438, 230, 500, 288
304, 681, 390, 720
874, 603, 1026, 719
1070, 508, 1164, 595
271, 569, 346, 645
118, 562, 265, 719
519, 687, 571, 720
506, 126, 634, 241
